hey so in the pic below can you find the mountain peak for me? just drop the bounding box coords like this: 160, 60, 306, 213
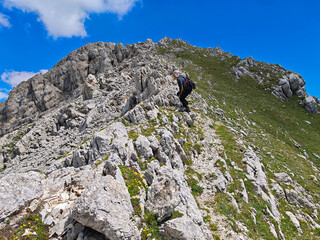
0, 39, 320, 239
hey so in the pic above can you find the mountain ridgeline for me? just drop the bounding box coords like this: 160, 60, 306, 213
0, 38, 320, 240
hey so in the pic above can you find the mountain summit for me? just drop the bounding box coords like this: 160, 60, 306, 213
0, 38, 320, 239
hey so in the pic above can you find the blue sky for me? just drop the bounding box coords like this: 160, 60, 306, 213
0, 0, 319, 101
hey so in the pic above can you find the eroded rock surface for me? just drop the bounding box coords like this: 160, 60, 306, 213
0, 38, 319, 240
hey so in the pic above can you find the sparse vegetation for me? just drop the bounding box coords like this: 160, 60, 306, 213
128, 129, 140, 141
0, 205, 49, 240
186, 177, 203, 196
157, 39, 320, 239
170, 211, 183, 219
56, 151, 70, 160
119, 165, 148, 216
1, 39, 320, 240
139, 157, 156, 171
141, 211, 163, 240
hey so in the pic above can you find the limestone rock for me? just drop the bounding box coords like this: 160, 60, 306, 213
183, 112, 194, 127
125, 105, 147, 124
71, 175, 140, 239
274, 172, 293, 185
145, 174, 181, 222
279, 77, 293, 98
242, 149, 268, 192
135, 135, 153, 159
0, 152, 4, 169
83, 74, 100, 100
288, 73, 305, 93
286, 211, 302, 234
0, 172, 44, 222
146, 108, 159, 120
303, 95, 319, 114
160, 217, 213, 240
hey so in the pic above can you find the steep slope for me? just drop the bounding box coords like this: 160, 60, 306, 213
157, 38, 320, 239
0, 38, 319, 240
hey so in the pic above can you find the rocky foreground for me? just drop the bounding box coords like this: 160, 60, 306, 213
0, 38, 319, 239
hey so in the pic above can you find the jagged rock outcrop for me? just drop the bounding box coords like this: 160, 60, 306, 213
303, 94, 319, 114
0, 41, 153, 136
0, 172, 44, 222
71, 175, 140, 239
0, 38, 319, 240
232, 55, 319, 114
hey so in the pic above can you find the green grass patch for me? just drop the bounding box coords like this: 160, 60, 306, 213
0, 205, 49, 240
215, 124, 244, 167
185, 167, 203, 181
56, 151, 70, 160
140, 125, 156, 137
170, 211, 183, 220
186, 177, 203, 196
156, 38, 320, 239
119, 165, 148, 216
141, 211, 163, 240
139, 157, 156, 171
103, 153, 110, 161
128, 129, 140, 141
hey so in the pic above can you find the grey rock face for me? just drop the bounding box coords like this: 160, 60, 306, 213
242, 149, 281, 223
83, 74, 100, 100
160, 217, 212, 240
125, 105, 147, 124
303, 95, 319, 114
71, 175, 140, 240
274, 172, 293, 185
145, 173, 181, 222
0, 41, 144, 136
135, 135, 153, 159
1, 38, 319, 240
272, 74, 307, 102
288, 73, 305, 93
286, 211, 302, 234
278, 77, 293, 98
232, 54, 315, 113
0, 152, 4, 169
243, 149, 268, 192
0, 172, 44, 222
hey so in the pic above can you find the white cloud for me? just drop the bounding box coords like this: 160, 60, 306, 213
0, 13, 11, 28
3, 0, 139, 38
1, 69, 48, 87
0, 92, 9, 100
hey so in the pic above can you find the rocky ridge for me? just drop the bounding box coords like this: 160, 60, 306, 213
232, 55, 319, 114
0, 38, 319, 239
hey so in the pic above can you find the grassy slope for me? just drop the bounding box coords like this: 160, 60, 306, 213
157, 40, 320, 239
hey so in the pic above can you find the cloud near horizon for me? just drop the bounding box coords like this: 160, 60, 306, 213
1, 69, 48, 88
3, 0, 139, 38
0, 91, 9, 100
0, 13, 11, 28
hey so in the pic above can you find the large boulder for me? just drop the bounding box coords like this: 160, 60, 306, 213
71, 175, 140, 240
135, 135, 153, 159
303, 95, 319, 114
288, 73, 305, 93
83, 74, 100, 100
278, 77, 293, 98
145, 174, 181, 222
0, 172, 44, 222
